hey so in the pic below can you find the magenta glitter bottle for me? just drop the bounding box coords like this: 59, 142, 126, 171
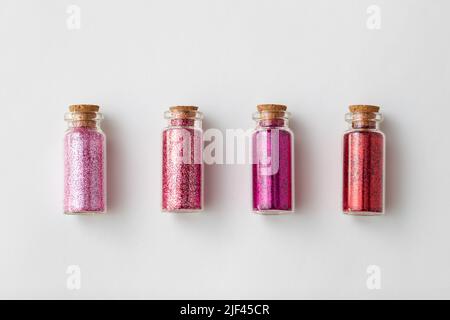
162, 106, 203, 213
64, 104, 106, 214
252, 104, 294, 214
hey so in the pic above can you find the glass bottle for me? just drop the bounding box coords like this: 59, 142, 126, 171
64, 104, 106, 214
252, 104, 294, 214
343, 105, 385, 215
162, 106, 203, 212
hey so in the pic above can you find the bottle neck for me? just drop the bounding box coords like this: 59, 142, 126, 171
346, 111, 382, 130
168, 118, 201, 128
65, 111, 103, 129
67, 120, 102, 129
350, 120, 379, 130
256, 118, 288, 128
253, 110, 290, 128
165, 108, 203, 128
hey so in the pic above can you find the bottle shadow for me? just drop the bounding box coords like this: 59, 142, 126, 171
289, 116, 314, 215
382, 117, 401, 213
201, 116, 224, 216
102, 115, 125, 214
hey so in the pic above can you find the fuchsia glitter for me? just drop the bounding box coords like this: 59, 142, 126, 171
64, 105, 106, 214
252, 105, 293, 213
162, 106, 203, 212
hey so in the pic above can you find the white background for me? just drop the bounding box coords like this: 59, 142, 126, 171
0, 0, 449, 299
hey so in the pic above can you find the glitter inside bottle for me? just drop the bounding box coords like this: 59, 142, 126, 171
343, 105, 385, 215
252, 104, 294, 214
64, 104, 106, 214
162, 106, 203, 213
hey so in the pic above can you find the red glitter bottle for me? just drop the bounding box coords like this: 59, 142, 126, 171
162, 106, 203, 213
343, 105, 385, 215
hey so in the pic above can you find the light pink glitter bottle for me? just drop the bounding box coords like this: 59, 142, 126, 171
64, 104, 106, 214
162, 106, 203, 213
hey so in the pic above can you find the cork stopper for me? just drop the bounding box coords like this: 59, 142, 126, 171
257, 104, 287, 112
170, 106, 198, 112
69, 104, 100, 113
67, 104, 102, 127
169, 105, 200, 119
349, 105, 380, 113
256, 104, 288, 120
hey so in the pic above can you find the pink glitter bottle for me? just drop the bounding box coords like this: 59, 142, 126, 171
252, 104, 294, 214
162, 106, 203, 213
64, 104, 106, 214
343, 105, 385, 215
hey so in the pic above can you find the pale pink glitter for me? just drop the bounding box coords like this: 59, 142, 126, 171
64, 127, 106, 213
162, 119, 203, 212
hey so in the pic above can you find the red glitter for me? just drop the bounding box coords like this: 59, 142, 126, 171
342, 106, 385, 215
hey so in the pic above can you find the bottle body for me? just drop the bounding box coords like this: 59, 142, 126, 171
162, 106, 203, 212
64, 105, 106, 214
342, 105, 385, 215
252, 105, 294, 214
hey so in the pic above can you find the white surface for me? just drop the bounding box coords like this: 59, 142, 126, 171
0, 0, 450, 299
